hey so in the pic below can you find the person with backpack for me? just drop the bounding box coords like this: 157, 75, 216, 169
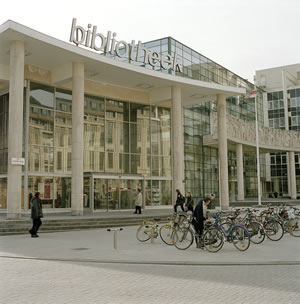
174, 189, 185, 213
29, 192, 43, 238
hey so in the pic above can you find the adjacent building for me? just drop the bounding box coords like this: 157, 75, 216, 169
256, 64, 300, 198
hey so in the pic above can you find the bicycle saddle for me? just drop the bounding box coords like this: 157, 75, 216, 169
227, 216, 237, 221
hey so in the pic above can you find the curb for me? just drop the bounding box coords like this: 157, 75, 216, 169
1, 255, 299, 266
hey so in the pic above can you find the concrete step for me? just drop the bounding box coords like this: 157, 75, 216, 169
0, 216, 169, 235
0, 215, 169, 225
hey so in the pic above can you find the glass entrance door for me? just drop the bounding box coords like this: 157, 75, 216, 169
93, 177, 143, 211
119, 179, 142, 210
94, 179, 109, 210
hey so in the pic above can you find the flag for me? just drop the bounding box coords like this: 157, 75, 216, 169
245, 90, 257, 99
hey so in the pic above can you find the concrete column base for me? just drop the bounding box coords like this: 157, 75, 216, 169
72, 210, 84, 216
7, 213, 22, 220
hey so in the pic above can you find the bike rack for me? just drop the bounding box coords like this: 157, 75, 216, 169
107, 228, 123, 249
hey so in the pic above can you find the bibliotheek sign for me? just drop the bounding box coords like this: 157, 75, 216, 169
70, 18, 183, 72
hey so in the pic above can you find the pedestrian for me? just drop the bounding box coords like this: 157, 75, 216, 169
184, 192, 194, 212
29, 192, 43, 238
192, 197, 212, 248
174, 189, 185, 213
134, 188, 142, 214
28, 192, 33, 209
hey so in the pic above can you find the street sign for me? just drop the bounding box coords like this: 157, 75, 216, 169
11, 157, 25, 165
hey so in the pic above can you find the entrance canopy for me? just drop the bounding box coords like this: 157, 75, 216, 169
0, 20, 245, 105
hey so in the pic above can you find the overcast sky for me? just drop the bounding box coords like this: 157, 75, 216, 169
1, 0, 299, 82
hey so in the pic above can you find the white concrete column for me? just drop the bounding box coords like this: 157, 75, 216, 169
288, 151, 297, 199
217, 94, 229, 209
236, 144, 244, 201
71, 62, 84, 216
7, 41, 24, 219
171, 87, 184, 202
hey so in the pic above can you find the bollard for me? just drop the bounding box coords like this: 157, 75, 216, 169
151, 226, 155, 244
107, 228, 123, 249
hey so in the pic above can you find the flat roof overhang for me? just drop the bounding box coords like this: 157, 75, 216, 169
0, 20, 245, 105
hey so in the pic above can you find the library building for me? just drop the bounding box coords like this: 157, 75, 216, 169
0, 19, 299, 219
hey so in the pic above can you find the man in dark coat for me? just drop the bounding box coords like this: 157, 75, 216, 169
174, 189, 185, 213
29, 192, 43, 238
192, 197, 212, 247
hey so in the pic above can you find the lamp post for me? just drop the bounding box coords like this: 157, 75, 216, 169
247, 88, 261, 206
254, 91, 262, 206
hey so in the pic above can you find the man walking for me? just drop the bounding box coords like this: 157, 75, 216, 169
29, 192, 43, 238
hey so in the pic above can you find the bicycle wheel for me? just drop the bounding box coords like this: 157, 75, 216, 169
173, 227, 194, 250
264, 220, 284, 241
203, 228, 224, 253
246, 221, 265, 244
290, 217, 300, 237
136, 224, 151, 242
160, 224, 176, 245
231, 226, 250, 251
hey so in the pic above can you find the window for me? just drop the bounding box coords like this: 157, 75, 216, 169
108, 153, 113, 168
57, 151, 62, 170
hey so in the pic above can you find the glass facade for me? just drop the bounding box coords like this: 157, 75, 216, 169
139, 38, 266, 200
267, 88, 300, 197
0, 82, 171, 210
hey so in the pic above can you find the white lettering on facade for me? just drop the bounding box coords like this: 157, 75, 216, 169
70, 18, 183, 73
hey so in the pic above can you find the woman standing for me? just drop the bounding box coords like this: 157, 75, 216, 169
184, 192, 194, 212
29, 192, 43, 238
134, 188, 142, 214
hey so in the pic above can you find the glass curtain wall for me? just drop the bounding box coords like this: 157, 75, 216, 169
105, 36, 269, 201
267, 89, 300, 197
28, 82, 171, 210
28, 83, 72, 208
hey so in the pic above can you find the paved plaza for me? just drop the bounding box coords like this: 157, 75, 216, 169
0, 224, 300, 304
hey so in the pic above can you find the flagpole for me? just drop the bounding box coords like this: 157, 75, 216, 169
254, 89, 262, 206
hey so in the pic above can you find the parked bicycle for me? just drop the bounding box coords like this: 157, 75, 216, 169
223, 208, 265, 244
172, 212, 224, 252
277, 205, 300, 237
136, 218, 161, 242
159, 213, 179, 245
258, 205, 284, 241
212, 211, 251, 252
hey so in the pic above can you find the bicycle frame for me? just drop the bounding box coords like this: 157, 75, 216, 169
213, 212, 249, 242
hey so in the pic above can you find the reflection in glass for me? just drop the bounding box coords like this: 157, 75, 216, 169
30, 83, 54, 108
105, 121, 129, 153
56, 89, 72, 112
85, 95, 105, 119
0, 178, 7, 209
55, 177, 71, 208
106, 99, 129, 121
28, 176, 54, 208
29, 146, 54, 173
29, 107, 54, 146
130, 103, 150, 122
94, 179, 108, 210
0, 150, 8, 174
